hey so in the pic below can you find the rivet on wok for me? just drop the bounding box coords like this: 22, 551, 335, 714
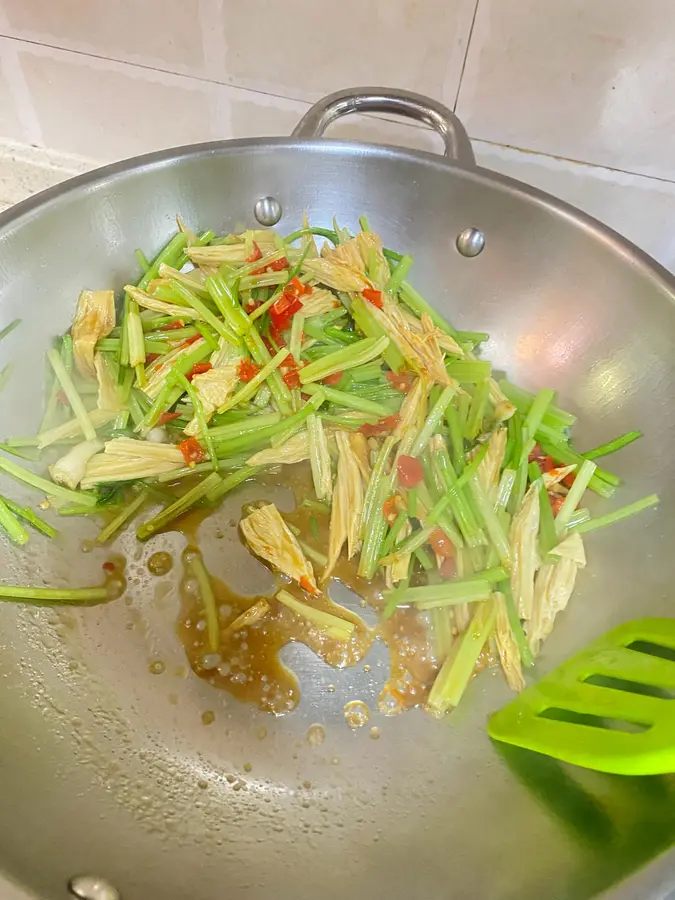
68, 875, 120, 900
254, 196, 282, 227
456, 227, 485, 257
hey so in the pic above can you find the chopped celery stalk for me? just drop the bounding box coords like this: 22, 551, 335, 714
137, 472, 222, 540
495, 468, 516, 511
399, 281, 457, 338
572, 494, 659, 535
499, 380, 576, 430
204, 272, 251, 337
555, 459, 597, 534
289, 313, 305, 363
1, 496, 56, 538
300, 336, 390, 384
171, 278, 241, 344
454, 330, 490, 344
207, 412, 281, 442
444, 403, 465, 473
47, 349, 96, 441
96, 488, 147, 544
245, 329, 293, 416
523, 388, 555, 444
0, 496, 29, 545
528, 461, 557, 555
384, 578, 492, 610
126, 300, 145, 367
134, 248, 150, 273
380, 511, 409, 559
502, 584, 533, 668
137, 233, 188, 290
172, 371, 217, 468
0, 363, 13, 393
426, 599, 496, 715
0, 586, 110, 605
583, 430, 642, 460
431, 444, 486, 548
360, 435, 396, 542
206, 465, 261, 503
219, 348, 289, 412
298, 540, 328, 568
188, 551, 220, 652
407, 487, 418, 518
536, 436, 616, 499
380, 525, 434, 565
445, 360, 491, 383
414, 546, 434, 571
567, 507, 590, 528
0, 456, 97, 507
301, 498, 330, 514
302, 382, 393, 418
465, 380, 490, 440
276, 590, 355, 641
410, 385, 457, 457
467, 474, 512, 566
385, 254, 413, 295
0, 318, 21, 342
350, 296, 405, 372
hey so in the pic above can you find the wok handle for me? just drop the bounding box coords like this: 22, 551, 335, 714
292, 87, 475, 166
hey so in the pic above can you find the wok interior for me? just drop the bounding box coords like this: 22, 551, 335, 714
0, 142, 673, 900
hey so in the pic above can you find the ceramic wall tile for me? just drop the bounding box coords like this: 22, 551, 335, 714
0, 0, 207, 75
457, 0, 675, 181
0, 50, 25, 143
215, 0, 478, 104
474, 140, 675, 272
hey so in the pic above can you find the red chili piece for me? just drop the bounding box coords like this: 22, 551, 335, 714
177, 437, 206, 465
102, 561, 116, 573
429, 528, 454, 559
396, 454, 424, 489
186, 361, 212, 382
145, 354, 160, 364
238, 359, 261, 382
382, 496, 398, 524
322, 371, 343, 386
359, 414, 401, 437
549, 493, 565, 516
439, 556, 457, 579
159, 411, 182, 424
160, 319, 186, 331
245, 242, 263, 263
362, 288, 384, 309
386, 370, 414, 393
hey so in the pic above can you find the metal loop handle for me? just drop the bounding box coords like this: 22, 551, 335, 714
292, 87, 475, 166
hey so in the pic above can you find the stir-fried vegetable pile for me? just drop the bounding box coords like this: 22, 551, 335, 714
0, 215, 660, 714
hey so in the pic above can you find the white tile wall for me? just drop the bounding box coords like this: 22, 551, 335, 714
1, 0, 675, 277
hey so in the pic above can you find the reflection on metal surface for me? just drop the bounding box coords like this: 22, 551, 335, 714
68, 876, 120, 900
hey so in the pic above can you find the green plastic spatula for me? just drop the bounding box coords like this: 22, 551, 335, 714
488, 618, 675, 775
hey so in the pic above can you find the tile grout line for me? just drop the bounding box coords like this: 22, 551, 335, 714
452, 0, 481, 113
474, 137, 675, 188
0, 38, 43, 146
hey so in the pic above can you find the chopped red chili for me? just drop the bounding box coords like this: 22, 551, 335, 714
322, 371, 343, 386
180, 334, 201, 347
359, 414, 401, 437
429, 528, 455, 559
159, 411, 182, 424
159, 319, 186, 331
56, 390, 68, 405
102, 561, 116, 573
396, 454, 424, 489
362, 288, 384, 309
386, 370, 414, 393
299, 575, 317, 595
282, 369, 301, 388
382, 496, 398, 524
245, 242, 263, 263
252, 256, 290, 276
186, 361, 212, 381
439, 556, 457, 579
145, 353, 160, 364
549, 493, 565, 516
562, 471, 576, 489
237, 359, 261, 382
177, 437, 206, 465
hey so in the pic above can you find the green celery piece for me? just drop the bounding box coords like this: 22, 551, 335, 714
572, 494, 659, 536
527, 462, 557, 555
1, 496, 57, 538
426, 598, 496, 715
47, 349, 96, 441
502, 583, 534, 668
465, 379, 490, 440
137, 233, 188, 290
302, 382, 393, 418
499, 380, 576, 430
399, 281, 457, 338
0, 455, 97, 508
0, 586, 109, 605
276, 590, 355, 641
188, 551, 220, 651
246, 328, 293, 416
218, 348, 289, 412
583, 430, 642, 460
0, 318, 21, 342
467, 473, 512, 567
350, 296, 404, 372
96, 488, 148, 544
384, 578, 492, 608
300, 336, 390, 384
0, 496, 29, 545
555, 459, 597, 534
537, 436, 616, 499
410, 385, 457, 456
137, 472, 222, 540
379, 524, 434, 566
207, 412, 281, 442
385, 254, 413, 295
206, 465, 261, 503
171, 278, 242, 344
445, 360, 492, 383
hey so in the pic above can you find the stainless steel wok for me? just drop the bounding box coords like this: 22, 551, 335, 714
0, 87, 673, 900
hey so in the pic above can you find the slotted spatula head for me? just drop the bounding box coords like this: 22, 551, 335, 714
488, 618, 675, 775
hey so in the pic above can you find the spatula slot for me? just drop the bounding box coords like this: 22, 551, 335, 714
582, 673, 674, 700
538, 707, 651, 733
627, 640, 675, 663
